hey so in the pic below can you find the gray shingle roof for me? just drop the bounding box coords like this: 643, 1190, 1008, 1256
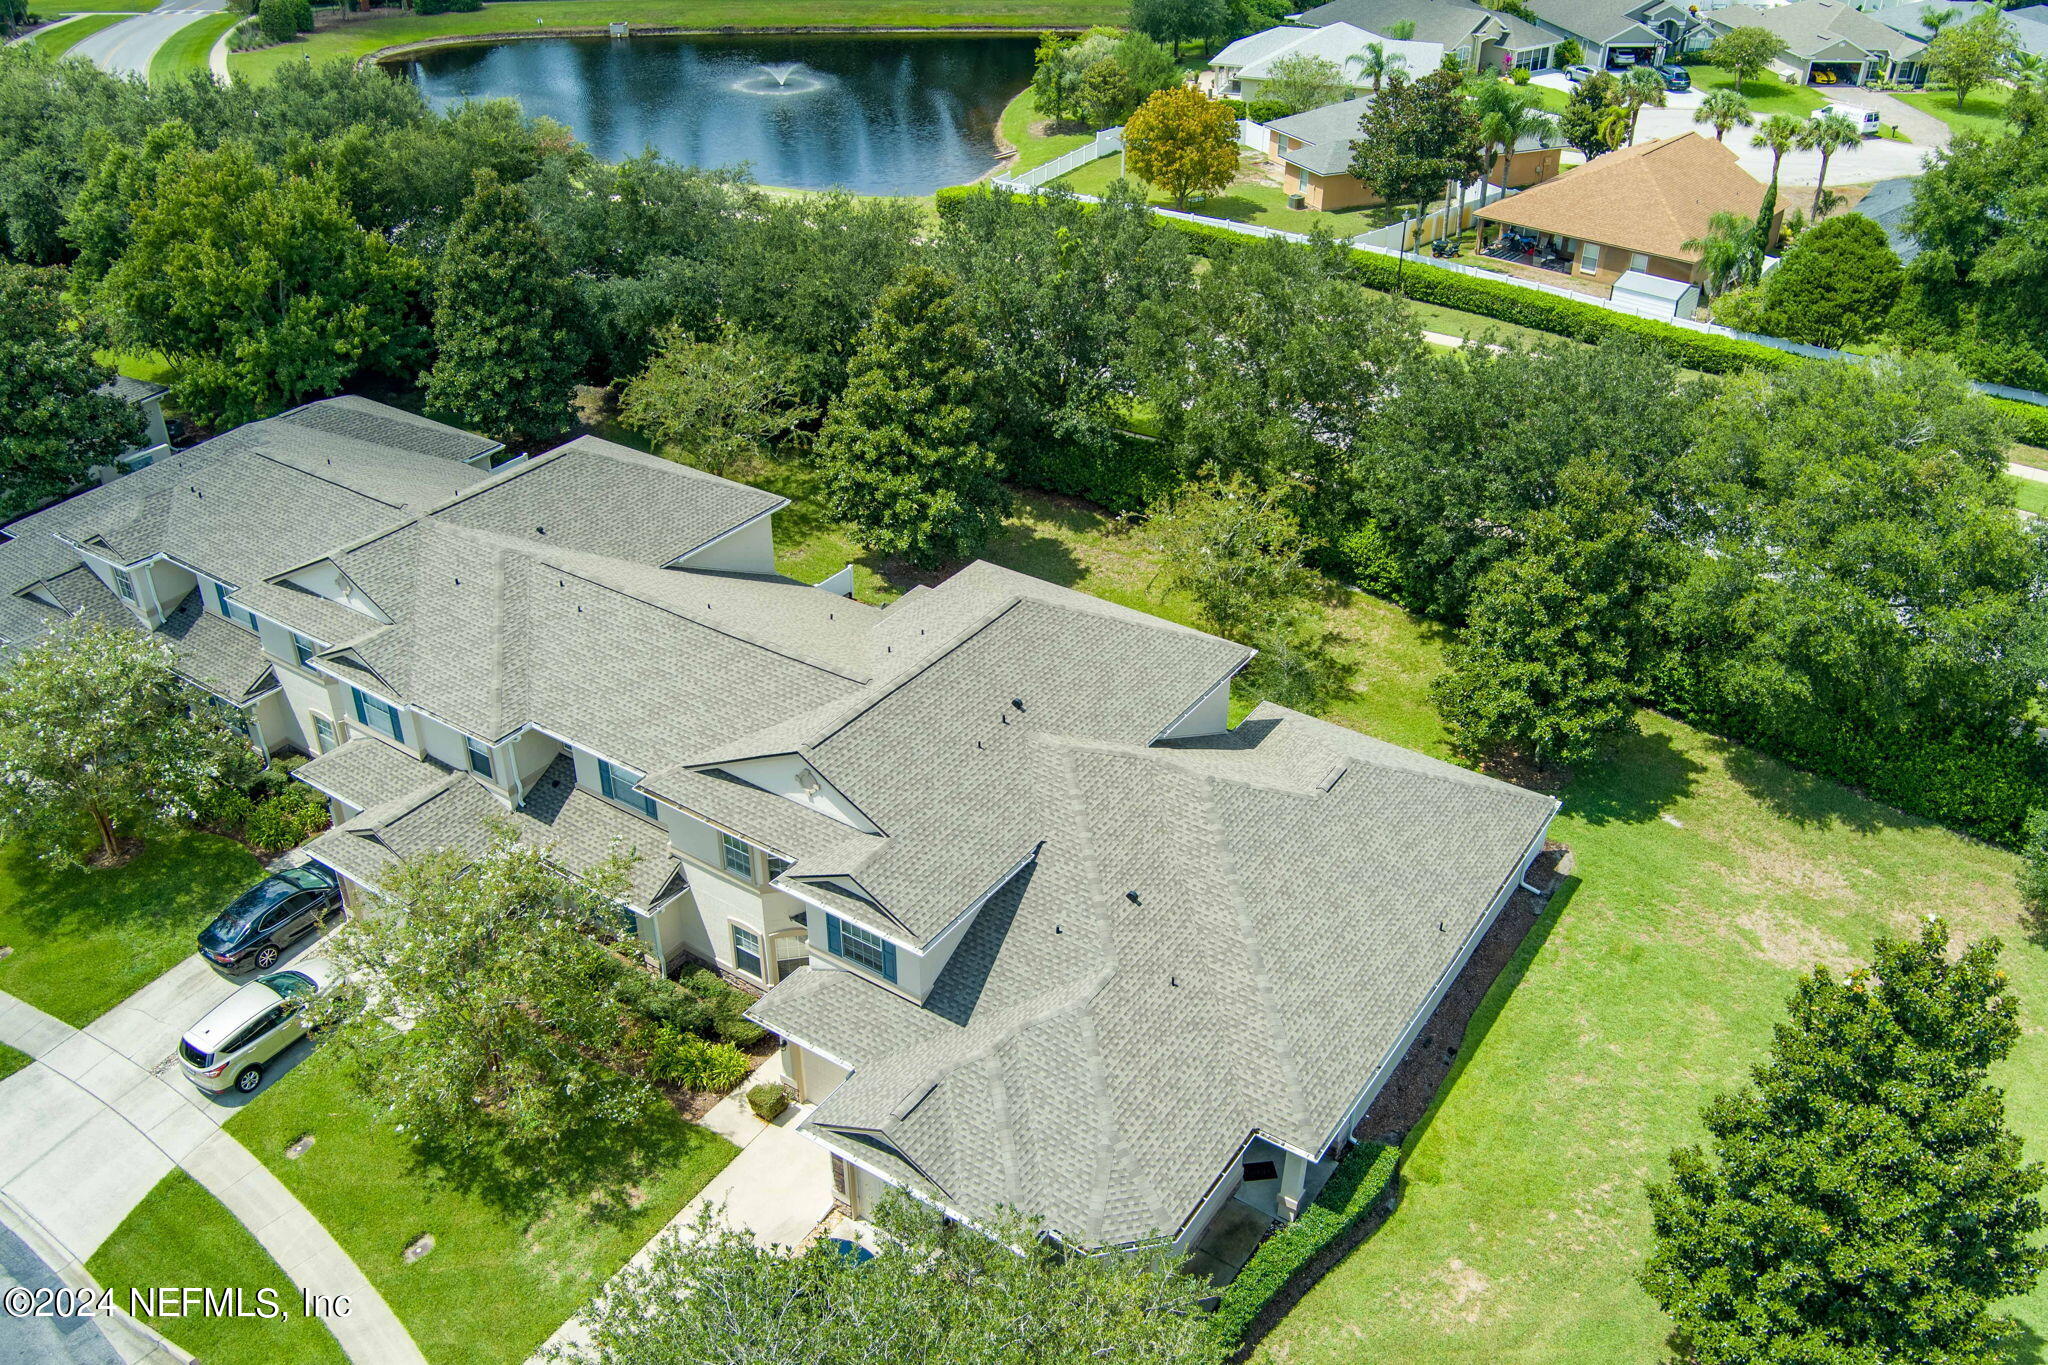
752, 703, 1556, 1248
305, 752, 680, 908
430, 436, 786, 568
295, 737, 451, 811
97, 375, 168, 406
269, 397, 500, 465
1708, 0, 1928, 58
1292, 0, 1501, 48
1849, 182, 1920, 265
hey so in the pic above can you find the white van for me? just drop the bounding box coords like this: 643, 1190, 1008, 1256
1815, 103, 1882, 137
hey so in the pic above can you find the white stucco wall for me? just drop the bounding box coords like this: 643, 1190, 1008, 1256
279, 560, 390, 624
670, 513, 776, 573
1155, 675, 1234, 742
507, 728, 563, 794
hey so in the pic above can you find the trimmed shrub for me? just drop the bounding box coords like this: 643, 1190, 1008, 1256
747, 1083, 789, 1121
1246, 98, 1293, 125
256, 0, 297, 43
1990, 396, 2048, 448
1210, 1142, 1399, 1348
413, 0, 482, 13
240, 784, 330, 852
679, 966, 769, 1046
646, 1029, 750, 1092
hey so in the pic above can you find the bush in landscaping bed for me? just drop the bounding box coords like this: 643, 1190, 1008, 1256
413, 0, 481, 13
677, 966, 767, 1046
256, 0, 303, 41
645, 1028, 749, 1092
747, 1083, 789, 1121
240, 783, 329, 853
1209, 1142, 1399, 1350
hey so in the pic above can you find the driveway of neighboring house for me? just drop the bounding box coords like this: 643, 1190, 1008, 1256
63, 0, 225, 78
1629, 103, 1936, 184
0, 934, 425, 1365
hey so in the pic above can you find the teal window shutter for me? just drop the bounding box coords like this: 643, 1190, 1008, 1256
826, 914, 842, 957
880, 938, 897, 983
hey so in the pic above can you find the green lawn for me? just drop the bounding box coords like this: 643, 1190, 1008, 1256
1681, 61, 1827, 118
1895, 83, 2016, 138
2008, 472, 2048, 517
26, 10, 129, 56
228, 0, 1118, 81
0, 1043, 30, 1082
149, 9, 239, 82
87, 1171, 349, 1365
742, 457, 2048, 1365
1051, 152, 1406, 237
2010, 441, 2048, 473
999, 83, 1096, 172
226, 1044, 738, 1365
0, 830, 259, 1027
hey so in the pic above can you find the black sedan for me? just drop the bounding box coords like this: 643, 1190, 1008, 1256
198, 864, 341, 972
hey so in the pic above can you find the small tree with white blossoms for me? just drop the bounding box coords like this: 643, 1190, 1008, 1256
0, 615, 252, 867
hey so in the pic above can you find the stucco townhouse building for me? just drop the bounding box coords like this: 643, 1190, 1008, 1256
0, 397, 1557, 1264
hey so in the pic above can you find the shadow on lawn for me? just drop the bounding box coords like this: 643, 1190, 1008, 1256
403, 1089, 715, 1226
1999, 1319, 2048, 1365
1562, 727, 1705, 828
1713, 736, 1893, 840
4, 827, 254, 936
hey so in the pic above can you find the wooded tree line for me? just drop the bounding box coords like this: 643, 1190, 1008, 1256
4, 49, 2043, 845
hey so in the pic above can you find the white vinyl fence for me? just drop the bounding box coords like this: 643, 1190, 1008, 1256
994, 128, 1124, 191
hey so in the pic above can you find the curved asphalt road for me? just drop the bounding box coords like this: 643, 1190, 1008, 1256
0, 1224, 119, 1365
64, 0, 225, 79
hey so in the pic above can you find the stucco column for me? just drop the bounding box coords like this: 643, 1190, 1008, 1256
1279, 1149, 1310, 1221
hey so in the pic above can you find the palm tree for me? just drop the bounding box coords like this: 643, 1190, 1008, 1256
1799, 111, 1862, 218
1693, 89, 1754, 143
1618, 65, 1668, 145
1472, 80, 1554, 189
1595, 104, 1634, 151
1347, 41, 1408, 95
1749, 112, 1803, 248
1683, 210, 1765, 296
2009, 50, 2048, 90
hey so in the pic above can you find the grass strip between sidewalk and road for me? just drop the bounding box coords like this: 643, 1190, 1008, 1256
150, 9, 242, 82
228, 0, 1119, 82
87, 1169, 350, 1365
0, 1042, 30, 1082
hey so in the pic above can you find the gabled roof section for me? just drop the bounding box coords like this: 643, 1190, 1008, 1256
1291, 0, 1500, 47
751, 702, 1558, 1249
296, 736, 451, 811
303, 752, 680, 908
1475, 132, 1765, 261
428, 436, 786, 567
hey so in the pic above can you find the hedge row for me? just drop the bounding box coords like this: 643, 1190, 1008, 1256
1208, 1141, 1399, 1350
938, 187, 2048, 424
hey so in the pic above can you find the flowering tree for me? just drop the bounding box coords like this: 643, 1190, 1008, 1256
0, 616, 252, 866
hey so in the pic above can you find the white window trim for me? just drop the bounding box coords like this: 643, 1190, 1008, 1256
728, 921, 766, 982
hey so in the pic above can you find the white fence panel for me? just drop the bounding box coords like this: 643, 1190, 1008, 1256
1238, 118, 1268, 150
994, 128, 1123, 191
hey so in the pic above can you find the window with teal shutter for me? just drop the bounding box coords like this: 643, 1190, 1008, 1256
827, 914, 896, 982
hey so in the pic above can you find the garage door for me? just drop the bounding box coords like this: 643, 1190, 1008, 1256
1809, 61, 1861, 86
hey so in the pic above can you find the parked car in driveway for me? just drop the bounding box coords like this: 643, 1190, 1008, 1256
178, 960, 338, 1094
1564, 64, 1596, 84
1652, 62, 1691, 90
197, 864, 340, 973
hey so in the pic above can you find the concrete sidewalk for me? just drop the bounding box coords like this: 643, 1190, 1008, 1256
532, 1057, 837, 1361
0, 981, 423, 1365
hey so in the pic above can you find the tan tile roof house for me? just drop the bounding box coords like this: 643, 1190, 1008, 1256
0, 397, 1558, 1266
1474, 132, 1777, 288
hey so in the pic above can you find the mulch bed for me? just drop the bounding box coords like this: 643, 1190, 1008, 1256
1352, 844, 1570, 1147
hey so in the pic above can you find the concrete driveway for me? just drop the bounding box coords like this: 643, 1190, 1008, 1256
64, 0, 225, 79
0, 942, 326, 1267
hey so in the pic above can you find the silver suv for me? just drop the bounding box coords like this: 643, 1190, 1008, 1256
177, 961, 338, 1095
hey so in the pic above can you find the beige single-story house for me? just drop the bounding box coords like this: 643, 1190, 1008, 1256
1702, 0, 1930, 86
1474, 132, 1779, 290
1265, 95, 1562, 211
